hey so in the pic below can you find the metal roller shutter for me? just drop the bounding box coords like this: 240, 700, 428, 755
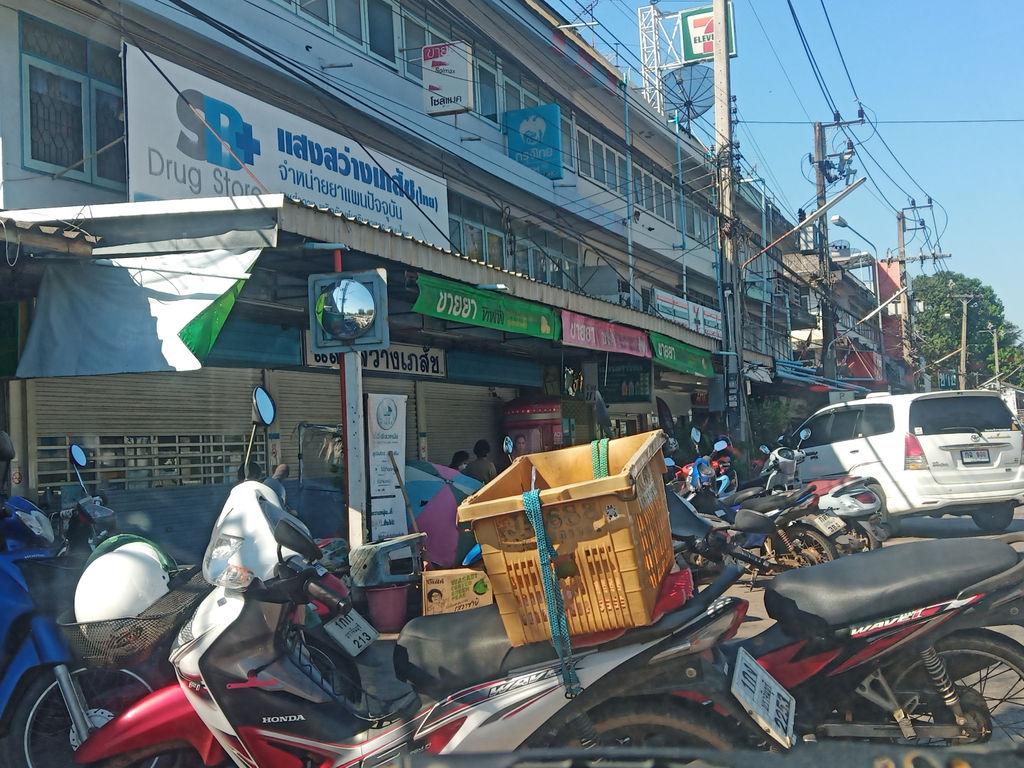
420, 383, 516, 468
271, 370, 417, 468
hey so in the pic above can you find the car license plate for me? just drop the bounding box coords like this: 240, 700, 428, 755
324, 609, 378, 657
813, 514, 846, 537
961, 449, 991, 465
730, 647, 796, 748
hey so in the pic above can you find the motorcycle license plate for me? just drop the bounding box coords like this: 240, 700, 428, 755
324, 610, 378, 657
962, 449, 990, 465
730, 647, 796, 748
813, 514, 846, 537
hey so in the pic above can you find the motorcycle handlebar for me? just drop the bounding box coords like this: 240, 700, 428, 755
727, 545, 774, 572
306, 579, 350, 616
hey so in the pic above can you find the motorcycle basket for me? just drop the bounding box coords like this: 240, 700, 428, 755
58, 565, 210, 667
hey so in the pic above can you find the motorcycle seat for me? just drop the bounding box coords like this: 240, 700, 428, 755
764, 538, 1019, 636
739, 488, 808, 514
720, 487, 764, 507
395, 580, 715, 699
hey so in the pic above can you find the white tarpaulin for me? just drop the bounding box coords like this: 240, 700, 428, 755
16, 249, 261, 378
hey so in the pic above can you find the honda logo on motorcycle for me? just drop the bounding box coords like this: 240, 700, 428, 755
261, 714, 306, 724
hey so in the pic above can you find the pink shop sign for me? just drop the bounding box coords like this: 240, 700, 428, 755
560, 310, 652, 358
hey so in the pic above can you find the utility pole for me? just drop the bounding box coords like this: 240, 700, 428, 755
987, 323, 1001, 386
896, 211, 911, 362
952, 293, 976, 390
712, 0, 744, 439
623, 70, 638, 309
812, 116, 862, 381
813, 121, 836, 380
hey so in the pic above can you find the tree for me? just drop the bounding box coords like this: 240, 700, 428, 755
912, 272, 1024, 387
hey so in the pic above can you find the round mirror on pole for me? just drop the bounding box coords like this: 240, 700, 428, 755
252, 386, 277, 426
317, 280, 376, 340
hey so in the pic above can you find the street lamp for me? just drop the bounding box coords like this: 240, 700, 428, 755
830, 215, 878, 259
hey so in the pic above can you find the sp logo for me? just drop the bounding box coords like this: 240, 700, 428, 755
176, 89, 261, 170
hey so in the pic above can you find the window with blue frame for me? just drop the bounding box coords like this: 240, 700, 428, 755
19, 14, 125, 189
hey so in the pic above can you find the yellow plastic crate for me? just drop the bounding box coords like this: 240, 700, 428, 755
457, 431, 673, 647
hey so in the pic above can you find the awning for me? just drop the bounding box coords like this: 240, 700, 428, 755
744, 365, 774, 384
16, 249, 261, 378
649, 332, 714, 378
412, 274, 560, 341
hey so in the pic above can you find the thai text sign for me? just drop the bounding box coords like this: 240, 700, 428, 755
367, 393, 409, 541
423, 41, 474, 116
124, 45, 450, 248
561, 310, 650, 357
649, 332, 714, 378
413, 274, 560, 340
505, 103, 563, 180
306, 336, 446, 378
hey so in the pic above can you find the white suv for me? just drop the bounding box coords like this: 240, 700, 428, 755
790, 390, 1024, 533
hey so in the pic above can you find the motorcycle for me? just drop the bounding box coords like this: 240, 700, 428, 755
74, 438, 763, 765
665, 492, 1024, 749
680, 430, 843, 572
0, 438, 175, 768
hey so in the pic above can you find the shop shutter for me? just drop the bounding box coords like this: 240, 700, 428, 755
420, 383, 516, 469
271, 370, 417, 468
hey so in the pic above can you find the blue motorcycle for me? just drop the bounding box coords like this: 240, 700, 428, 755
0, 435, 155, 768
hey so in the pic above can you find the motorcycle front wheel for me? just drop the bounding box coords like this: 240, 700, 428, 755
890, 630, 1024, 746
0, 667, 175, 768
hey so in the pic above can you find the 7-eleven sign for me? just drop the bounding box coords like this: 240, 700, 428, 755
681, 3, 736, 64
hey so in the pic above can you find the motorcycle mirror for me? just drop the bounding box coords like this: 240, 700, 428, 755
712, 439, 729, 453
273, 517, 322, 562
798, 427, 811, 444
503, 435, 514, 458
69, 444, 88, 469
252, 386, 277, 427
733, 508, 776, 534
759, 444, 771, 455
690, 427, 701, 445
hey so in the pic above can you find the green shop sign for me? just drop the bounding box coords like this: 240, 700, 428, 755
649, 332, 714, 377
413, 274, 560, 340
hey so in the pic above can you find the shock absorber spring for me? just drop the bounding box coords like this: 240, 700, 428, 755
920, 646, 966, 723
776, 525, 794, 552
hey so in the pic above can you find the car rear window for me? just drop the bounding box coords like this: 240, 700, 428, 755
909, 396, 1013, 436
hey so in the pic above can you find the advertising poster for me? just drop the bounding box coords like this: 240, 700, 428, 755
366, 393, 408, 541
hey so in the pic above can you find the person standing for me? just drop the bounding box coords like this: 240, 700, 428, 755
463, 439, 497, 483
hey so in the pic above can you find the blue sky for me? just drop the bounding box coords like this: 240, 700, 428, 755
551, 0, 1024, 325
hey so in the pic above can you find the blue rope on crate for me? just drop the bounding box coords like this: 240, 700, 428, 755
522, 488, 581, 697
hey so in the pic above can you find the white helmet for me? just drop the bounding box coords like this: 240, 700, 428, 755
75, 546, 170, 623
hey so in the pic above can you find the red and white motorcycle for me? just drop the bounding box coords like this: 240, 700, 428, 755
73, 479, 761, 766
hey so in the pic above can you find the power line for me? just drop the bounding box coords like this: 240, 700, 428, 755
744, 0, 812, 122
817, 0, 859, 102
740, 117, 1024, 125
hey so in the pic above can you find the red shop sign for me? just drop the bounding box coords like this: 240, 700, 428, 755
560, 310, 651, 358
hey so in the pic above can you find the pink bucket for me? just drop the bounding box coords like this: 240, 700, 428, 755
366, 585, 409, 633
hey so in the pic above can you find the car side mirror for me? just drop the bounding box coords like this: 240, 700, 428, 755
733, 509, 776, 534
273, 517, 321, 562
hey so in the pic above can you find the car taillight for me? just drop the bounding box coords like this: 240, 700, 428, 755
905, 433, 928, 471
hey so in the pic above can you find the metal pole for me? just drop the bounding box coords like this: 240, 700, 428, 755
712, 0, 744, 439
674, 111, 688, 295
994, 327, 1001, 384
959, 297, 969, 390
814, 121, 836, 381
623, 70, 638, 309
335, 248, 366, 547
896, 212, 913, 365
